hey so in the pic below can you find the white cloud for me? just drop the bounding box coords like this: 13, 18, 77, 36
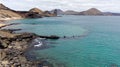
0, 0, 120, 12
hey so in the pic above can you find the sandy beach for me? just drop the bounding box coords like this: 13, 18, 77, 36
0, 23, 6, 27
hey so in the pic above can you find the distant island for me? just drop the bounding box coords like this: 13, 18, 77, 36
51, 8, 120, 16
1, 3, 120, 21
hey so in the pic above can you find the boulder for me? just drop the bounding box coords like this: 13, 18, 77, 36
0, 41, 9, 49
0, 50, 6, 60
18, 56, 27, 63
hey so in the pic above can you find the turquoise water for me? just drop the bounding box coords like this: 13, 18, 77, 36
6, 16, 120, 67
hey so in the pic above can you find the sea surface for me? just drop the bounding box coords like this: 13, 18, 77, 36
5, 16, 120, 67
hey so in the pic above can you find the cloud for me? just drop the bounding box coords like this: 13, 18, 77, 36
0, 0, 120, 12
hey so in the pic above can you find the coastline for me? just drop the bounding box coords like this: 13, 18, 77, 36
0, 28, 55, 67
0, 20, 60, 67
0, 17, 23, 21
0, 17, 23, 29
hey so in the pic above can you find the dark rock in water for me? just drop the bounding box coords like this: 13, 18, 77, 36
39, 35, 60, 39
38, 60, 53, 67
43, 11, 57, 17
110, 63, 118, 67
4, 29, 22, 32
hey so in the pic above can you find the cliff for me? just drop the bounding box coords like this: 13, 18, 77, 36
0, 4, 22, 20
0, 3, 10, 10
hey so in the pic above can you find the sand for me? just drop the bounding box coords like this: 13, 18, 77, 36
0, 20, 7, 28
0, 23, 6, 27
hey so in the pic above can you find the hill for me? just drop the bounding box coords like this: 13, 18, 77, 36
0, 4, 57, 20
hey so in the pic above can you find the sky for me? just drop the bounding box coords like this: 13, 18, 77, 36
0, 0, 120, 12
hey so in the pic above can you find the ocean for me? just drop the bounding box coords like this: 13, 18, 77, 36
4, 15, 120, 67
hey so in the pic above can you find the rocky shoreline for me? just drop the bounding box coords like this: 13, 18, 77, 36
0, 29, 59, 67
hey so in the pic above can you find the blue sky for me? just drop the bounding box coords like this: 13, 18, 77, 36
0, 0, 120, 12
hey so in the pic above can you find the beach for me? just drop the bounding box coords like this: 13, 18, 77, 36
0, 23, 6, 27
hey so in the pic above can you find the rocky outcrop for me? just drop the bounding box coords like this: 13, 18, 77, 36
43, 11, 57, 17
29, 8, 43, 15
0, 29, 59, 67
15, 8, 57, 18
50, 9, 63, 15
0, 30, 39, 67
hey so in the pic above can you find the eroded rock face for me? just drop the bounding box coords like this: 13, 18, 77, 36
0, 3, 22, 20
0, 30, 40, 67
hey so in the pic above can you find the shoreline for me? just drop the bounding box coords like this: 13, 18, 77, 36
0, 17, 23, 21
0, 26, 59, 67
0, 18, 87, 67
0, 20, 7, 27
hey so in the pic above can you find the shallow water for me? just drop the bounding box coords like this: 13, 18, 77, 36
5, 16, 120, 67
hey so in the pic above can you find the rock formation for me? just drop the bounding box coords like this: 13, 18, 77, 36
0, 29, 39, 67
29, 8, 43, 15
43, 11, 57, 17
50, 9, 64, 15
